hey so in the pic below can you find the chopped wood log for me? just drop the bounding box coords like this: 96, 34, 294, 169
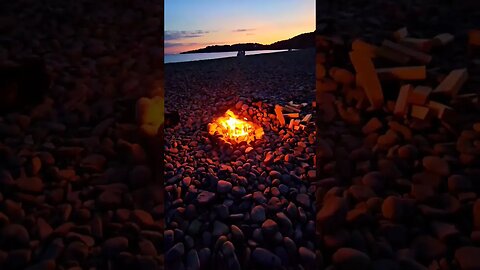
427, 101, 456, 122
351, 38, 410, 64
288, 119, 295, 129
400, 38, 433, 52
411, 105, 431, 120
432, 68, 468, 97
408, 86, 432, 105
393, 27, 408, 41
284, 105, 301, 113
394, 84, 413, 117
284, 113, 300, 118
294, 119, 301, 126
301, 114, 312, 123
382, 40, 432, 64
274, 105, 286, 126
352, 39, 377, 58
432, 33, 454, 46
376, 66, 426, 80
349, 51, 384, 109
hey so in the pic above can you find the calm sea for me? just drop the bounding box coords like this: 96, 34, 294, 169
164, 49, 291, 64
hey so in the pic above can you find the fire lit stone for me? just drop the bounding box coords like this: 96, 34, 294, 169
208, 110, 264, 144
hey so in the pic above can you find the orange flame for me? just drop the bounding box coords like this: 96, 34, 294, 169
209, 110, 264, 143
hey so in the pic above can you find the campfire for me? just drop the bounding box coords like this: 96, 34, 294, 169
208, 109, 264, 144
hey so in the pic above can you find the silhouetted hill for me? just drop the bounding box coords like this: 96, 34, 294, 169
181, 32, 314, 54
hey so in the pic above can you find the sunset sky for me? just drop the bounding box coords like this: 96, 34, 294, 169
165, 0, 315, 54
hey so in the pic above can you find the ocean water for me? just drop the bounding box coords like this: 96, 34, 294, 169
164, 49, 292, 64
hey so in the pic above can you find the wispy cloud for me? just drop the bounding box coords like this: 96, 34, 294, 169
232, 28, 256, 32
164, 30, 211, 41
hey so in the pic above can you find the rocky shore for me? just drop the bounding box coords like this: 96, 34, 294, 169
164, 50, 317, 269
0, 1, 164, 269
316, 0, 480, 269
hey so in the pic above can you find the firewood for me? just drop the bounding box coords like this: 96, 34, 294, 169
394, 84, 413, 117
376, 66, 426, 80
301, 114, 312, 123
382, 40, 432, 64
393, 27, 408, 41
349, 51, 384, 109
284, 105, 301, 113
427, 101, 456, 122
274, 105, 286, 126
432, 68, 468, 97
288, 119, 295, 129
352, 39, 377, 58
410, 105, 431, 120
408, 86, 432, 105
351, 38, 410, 64
432, 33, 454, 46
284, 113, 300, 118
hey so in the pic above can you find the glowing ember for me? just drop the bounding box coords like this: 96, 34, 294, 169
208, 110, 264, 144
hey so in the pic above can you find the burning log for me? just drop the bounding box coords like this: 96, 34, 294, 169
208, 109, 263, 144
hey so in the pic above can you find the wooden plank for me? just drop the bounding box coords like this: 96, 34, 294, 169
274, 105, 286, 126
408, 86, 432, 105
411, 105, 431, 120
382, 40, 432, 64
394, 84, 413, 117
349, 51, 384, 109
376, 66, 426, 80
432, 68, 468, 97
433, 33, 454, 46
393, 27, 408, 41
